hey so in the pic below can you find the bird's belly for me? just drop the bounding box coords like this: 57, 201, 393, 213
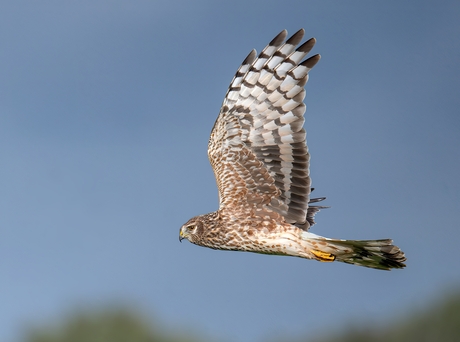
205, 228, 307, 258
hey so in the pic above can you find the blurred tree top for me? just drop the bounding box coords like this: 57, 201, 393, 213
22, 289, 460, 342
306, 289, 460, 342
23, 308, 198, 342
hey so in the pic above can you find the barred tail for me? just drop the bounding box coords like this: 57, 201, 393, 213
303, 233, 406, 270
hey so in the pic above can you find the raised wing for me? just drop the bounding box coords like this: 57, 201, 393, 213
208, 29, 323, 229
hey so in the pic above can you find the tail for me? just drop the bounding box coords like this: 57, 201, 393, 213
303, 233, 406, 270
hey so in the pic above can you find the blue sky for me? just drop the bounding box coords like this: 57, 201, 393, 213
1, 1, 459, 341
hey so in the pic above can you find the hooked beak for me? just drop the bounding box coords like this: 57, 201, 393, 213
179, 228, 185, 243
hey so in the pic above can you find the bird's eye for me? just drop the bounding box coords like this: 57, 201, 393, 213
187, 225, 195, 231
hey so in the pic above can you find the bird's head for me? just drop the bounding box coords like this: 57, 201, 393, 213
179, 216, 205, 244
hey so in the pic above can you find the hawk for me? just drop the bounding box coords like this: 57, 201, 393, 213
179, 29, 406, 270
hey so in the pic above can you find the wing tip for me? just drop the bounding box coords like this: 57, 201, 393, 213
301, 54, 321, 69
270, 29, 288, 47
286, 28, 305, 46
298, 37, 317, 54
242, 49, 257, 65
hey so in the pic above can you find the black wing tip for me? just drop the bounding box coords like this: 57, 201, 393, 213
301, 54, 321, 68
242, 49, 257, 65
270, 29, 288, 46
286, 29, 305, 46
297, 37, 317, 54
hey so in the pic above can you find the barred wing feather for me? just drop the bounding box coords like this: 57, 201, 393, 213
208, 29, 323, 230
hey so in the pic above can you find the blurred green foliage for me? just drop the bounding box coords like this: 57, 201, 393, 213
23, 290, 460, 342
23, 308, 197, 342
306, 289, 460, 342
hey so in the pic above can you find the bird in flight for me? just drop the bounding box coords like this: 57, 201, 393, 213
179, 29, 406, 270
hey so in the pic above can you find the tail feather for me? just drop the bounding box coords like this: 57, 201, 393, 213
305, 234, 406, 270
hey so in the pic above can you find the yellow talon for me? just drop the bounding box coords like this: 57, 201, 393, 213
311, 249, 336, 262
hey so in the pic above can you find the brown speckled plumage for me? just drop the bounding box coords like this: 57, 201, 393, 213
179, 29, 406, 270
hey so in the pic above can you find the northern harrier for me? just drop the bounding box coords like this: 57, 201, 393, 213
179, 29, 406, 270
